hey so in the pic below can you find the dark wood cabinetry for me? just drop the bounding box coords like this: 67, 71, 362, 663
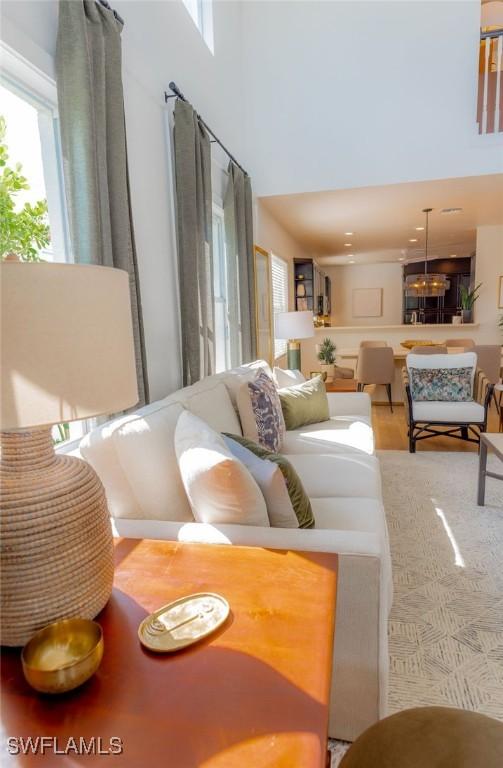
294, 258, 331, 325
403, 257, 474, 324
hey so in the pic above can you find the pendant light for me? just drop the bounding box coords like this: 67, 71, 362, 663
404, 208, 449, 297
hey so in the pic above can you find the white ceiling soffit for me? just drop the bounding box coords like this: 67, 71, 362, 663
259, 174, 503, 265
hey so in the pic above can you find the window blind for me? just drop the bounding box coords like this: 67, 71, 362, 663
271, 254, 289, 359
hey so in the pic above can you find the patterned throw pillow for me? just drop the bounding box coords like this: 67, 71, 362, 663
409, 367, 473, 402
236, 371, 286, 452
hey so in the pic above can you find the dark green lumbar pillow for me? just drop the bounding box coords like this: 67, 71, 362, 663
222, 433, 315, 529
278, 375, 330, 430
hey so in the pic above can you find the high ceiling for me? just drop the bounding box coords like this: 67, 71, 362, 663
259, 174, 503, 266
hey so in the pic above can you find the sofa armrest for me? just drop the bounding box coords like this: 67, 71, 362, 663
326, 391, 372, 422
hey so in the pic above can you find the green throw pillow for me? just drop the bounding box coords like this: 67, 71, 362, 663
222, 434, 315, 529
278, 375, 330, 430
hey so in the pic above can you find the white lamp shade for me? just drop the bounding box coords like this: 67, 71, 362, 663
275, 310, 314, 340
1, 262, 139, 430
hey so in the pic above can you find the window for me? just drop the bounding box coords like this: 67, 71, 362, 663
212, 207, 231, 373
181, 0, 214, 53
0, 77, 70, 263
271, 254, 289, 359
212, 205, 242, 372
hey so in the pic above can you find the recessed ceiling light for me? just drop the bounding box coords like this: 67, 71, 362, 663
344, 232, 354, 236
344, 243, 352, 247
348, 260, 355, 264
415, 226, 424, 231
449, 254, 457, 258
409, 238, 418, 243
398, 257, 405, 261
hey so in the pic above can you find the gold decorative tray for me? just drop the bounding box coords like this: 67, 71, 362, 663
138, 593, 229, 653
401, 339, 439, 350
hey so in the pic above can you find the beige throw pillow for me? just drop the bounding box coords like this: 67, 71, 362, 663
174, 411, 269, 527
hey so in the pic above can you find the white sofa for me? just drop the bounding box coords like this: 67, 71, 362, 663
80, 361, 392, 742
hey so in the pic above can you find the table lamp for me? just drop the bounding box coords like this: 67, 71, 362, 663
0, 261, 139, 646
275, 310, 314, 371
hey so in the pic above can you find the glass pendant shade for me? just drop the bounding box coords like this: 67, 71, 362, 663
405, 273, 450, 297
404, 208, 449, 298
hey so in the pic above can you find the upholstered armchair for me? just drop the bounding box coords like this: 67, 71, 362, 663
402, 352, 494, 453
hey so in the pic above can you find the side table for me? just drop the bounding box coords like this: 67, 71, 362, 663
1, 539, 337, 767
477, 433, 503, 505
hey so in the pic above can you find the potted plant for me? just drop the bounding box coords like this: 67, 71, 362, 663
459, 282, 482, 324
316, 337, 337, 381
0, 115, 50, 262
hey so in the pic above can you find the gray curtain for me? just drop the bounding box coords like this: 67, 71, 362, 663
173, 99, 214, 385
56, 0, 149, 406
224, 162, 257, 363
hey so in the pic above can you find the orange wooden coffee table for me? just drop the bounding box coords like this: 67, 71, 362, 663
1, 538, 337, 767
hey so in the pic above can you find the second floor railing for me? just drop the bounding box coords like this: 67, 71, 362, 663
478, 28, 503, 134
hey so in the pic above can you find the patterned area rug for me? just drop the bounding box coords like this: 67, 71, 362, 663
381, 450, 503, 720
329, 449, 503, 767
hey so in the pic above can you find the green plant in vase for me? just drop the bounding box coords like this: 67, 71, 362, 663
316, 337, 336, 381
0, 115, 50, 262
459, 282, 482, 323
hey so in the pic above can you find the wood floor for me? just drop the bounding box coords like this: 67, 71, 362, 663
372, 402, 501, 451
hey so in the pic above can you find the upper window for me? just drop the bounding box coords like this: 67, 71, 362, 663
182, 0, 214, 53
0, 77, 70, 263
271, 254, 289, 359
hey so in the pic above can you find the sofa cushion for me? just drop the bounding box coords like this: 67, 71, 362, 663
175, 411, 269, 527
80, 401, 195, 522
223, 434, 314, 529
281, 415, 374, 456
176, 380, 242, 435
273, 367, 306, 388
236, 370, 286, 452
287, 454, 382, 500
278, 375, 330, 430
412, 400, 486, 423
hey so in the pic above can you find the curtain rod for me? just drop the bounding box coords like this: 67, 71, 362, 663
97, 0, 124, 26
164, 81, 248, 176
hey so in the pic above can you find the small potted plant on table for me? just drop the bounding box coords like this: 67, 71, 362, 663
316, 337, 337, 382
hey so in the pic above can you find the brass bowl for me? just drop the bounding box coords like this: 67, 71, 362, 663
401, 339, 437, 350
21, 618, 103, 694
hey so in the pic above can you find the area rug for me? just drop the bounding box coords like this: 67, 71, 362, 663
329, 449, 503, 767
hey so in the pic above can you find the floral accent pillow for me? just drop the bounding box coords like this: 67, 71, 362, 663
236, 371, 286, 452
409, 367, 473, 402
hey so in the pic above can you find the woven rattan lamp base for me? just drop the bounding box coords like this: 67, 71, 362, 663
0, 428, 114, 647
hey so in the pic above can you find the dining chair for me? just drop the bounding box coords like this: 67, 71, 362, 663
473, 345, 502, 411
360, 341, 388, 348
410, 345, 447, 354
356, 346, 395, 411
444, 338, 475, 348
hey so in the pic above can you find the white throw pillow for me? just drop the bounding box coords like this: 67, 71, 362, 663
222, 436, 299, 528
174, 411, 270, 527
273, 367, 306, 389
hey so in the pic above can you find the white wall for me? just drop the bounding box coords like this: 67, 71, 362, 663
1, 0, 246, 401
327, 262, 403, 326
242, 0, 503, 197
474, 224, 503, 343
